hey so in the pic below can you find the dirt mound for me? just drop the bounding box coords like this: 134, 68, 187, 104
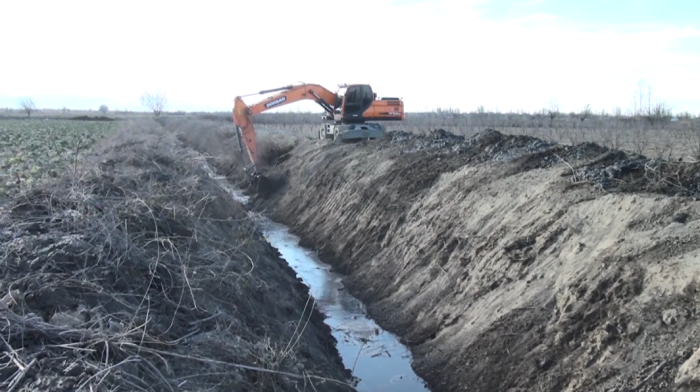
387, 128, 552, 158
387, 128, 700, 198
247, 128, 700, 392
0, 121, 353, 392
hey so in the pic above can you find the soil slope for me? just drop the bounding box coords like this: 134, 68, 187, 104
0, 121, 353, 392
250, 129, 700, 392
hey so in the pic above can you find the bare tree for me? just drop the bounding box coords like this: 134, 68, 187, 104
139, 90, 167, 116
580, 104, 592, 122
645, 101, 673, 125
99, 104, 109, 114
633, 79, 647, 117
630, 79, 673, 124
547, 99, 559, 121
18, 97, 36, 117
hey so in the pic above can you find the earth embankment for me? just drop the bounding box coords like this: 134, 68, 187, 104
250, 128, 700, 392
0, 120, 354, 392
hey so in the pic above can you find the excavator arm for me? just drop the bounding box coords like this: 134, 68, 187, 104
233, 83, 338, 177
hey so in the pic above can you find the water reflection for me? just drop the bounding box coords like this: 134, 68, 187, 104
257, 219, 431, 392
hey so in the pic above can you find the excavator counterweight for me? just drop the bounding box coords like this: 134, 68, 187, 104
232, 82, 404, 180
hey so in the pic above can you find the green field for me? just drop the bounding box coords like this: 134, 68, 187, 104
0, 119, 115, 196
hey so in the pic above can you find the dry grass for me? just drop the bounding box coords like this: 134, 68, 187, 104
160, 117, 302, 183
160, 117, 246, 182
0, 119, 353, 392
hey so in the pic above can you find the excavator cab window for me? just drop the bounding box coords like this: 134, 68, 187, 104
343, 85, 374, 117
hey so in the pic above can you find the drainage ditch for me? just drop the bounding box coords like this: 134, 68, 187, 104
220, 182, 431, 392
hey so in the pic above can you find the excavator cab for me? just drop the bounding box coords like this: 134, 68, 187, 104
341, 84, 375, 120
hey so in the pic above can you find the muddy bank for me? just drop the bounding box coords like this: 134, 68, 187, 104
249, 128, 700, 392
0, 121, 353, 392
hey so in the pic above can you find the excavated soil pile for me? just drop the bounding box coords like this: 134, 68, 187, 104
248, 128, 700, 392
0, 123, 353, 392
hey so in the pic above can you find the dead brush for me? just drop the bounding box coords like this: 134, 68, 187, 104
638, 159, 700, 196
162, 117, 248, 184
0, 120, 353, 392
570, 151, 700, 197
162, 118, 302, 186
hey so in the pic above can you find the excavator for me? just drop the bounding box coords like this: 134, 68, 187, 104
232, 83, 405, 180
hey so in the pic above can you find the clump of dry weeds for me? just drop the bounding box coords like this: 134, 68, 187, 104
0, 120, 352, 392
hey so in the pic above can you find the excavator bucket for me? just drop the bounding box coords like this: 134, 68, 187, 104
234, 124, 263, 183
254, 171, 287, 196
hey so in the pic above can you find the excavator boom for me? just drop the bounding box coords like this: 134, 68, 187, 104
233, 83, 338, 174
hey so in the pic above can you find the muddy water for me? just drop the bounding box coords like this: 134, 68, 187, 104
224, 186, 430, 392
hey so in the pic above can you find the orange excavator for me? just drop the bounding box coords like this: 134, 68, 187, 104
233, 83, 404, 179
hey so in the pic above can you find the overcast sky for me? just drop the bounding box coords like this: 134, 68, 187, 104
2, 0, 698, 114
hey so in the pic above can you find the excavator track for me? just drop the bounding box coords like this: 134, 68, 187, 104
318, 123, 386, 141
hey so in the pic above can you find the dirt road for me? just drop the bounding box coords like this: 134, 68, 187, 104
249, 128, 700, 392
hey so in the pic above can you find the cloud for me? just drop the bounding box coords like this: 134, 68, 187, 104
0, 0, 697, 113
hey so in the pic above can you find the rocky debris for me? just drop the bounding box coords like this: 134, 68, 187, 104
387, 130, 415, 143
662, 309, 680, 326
